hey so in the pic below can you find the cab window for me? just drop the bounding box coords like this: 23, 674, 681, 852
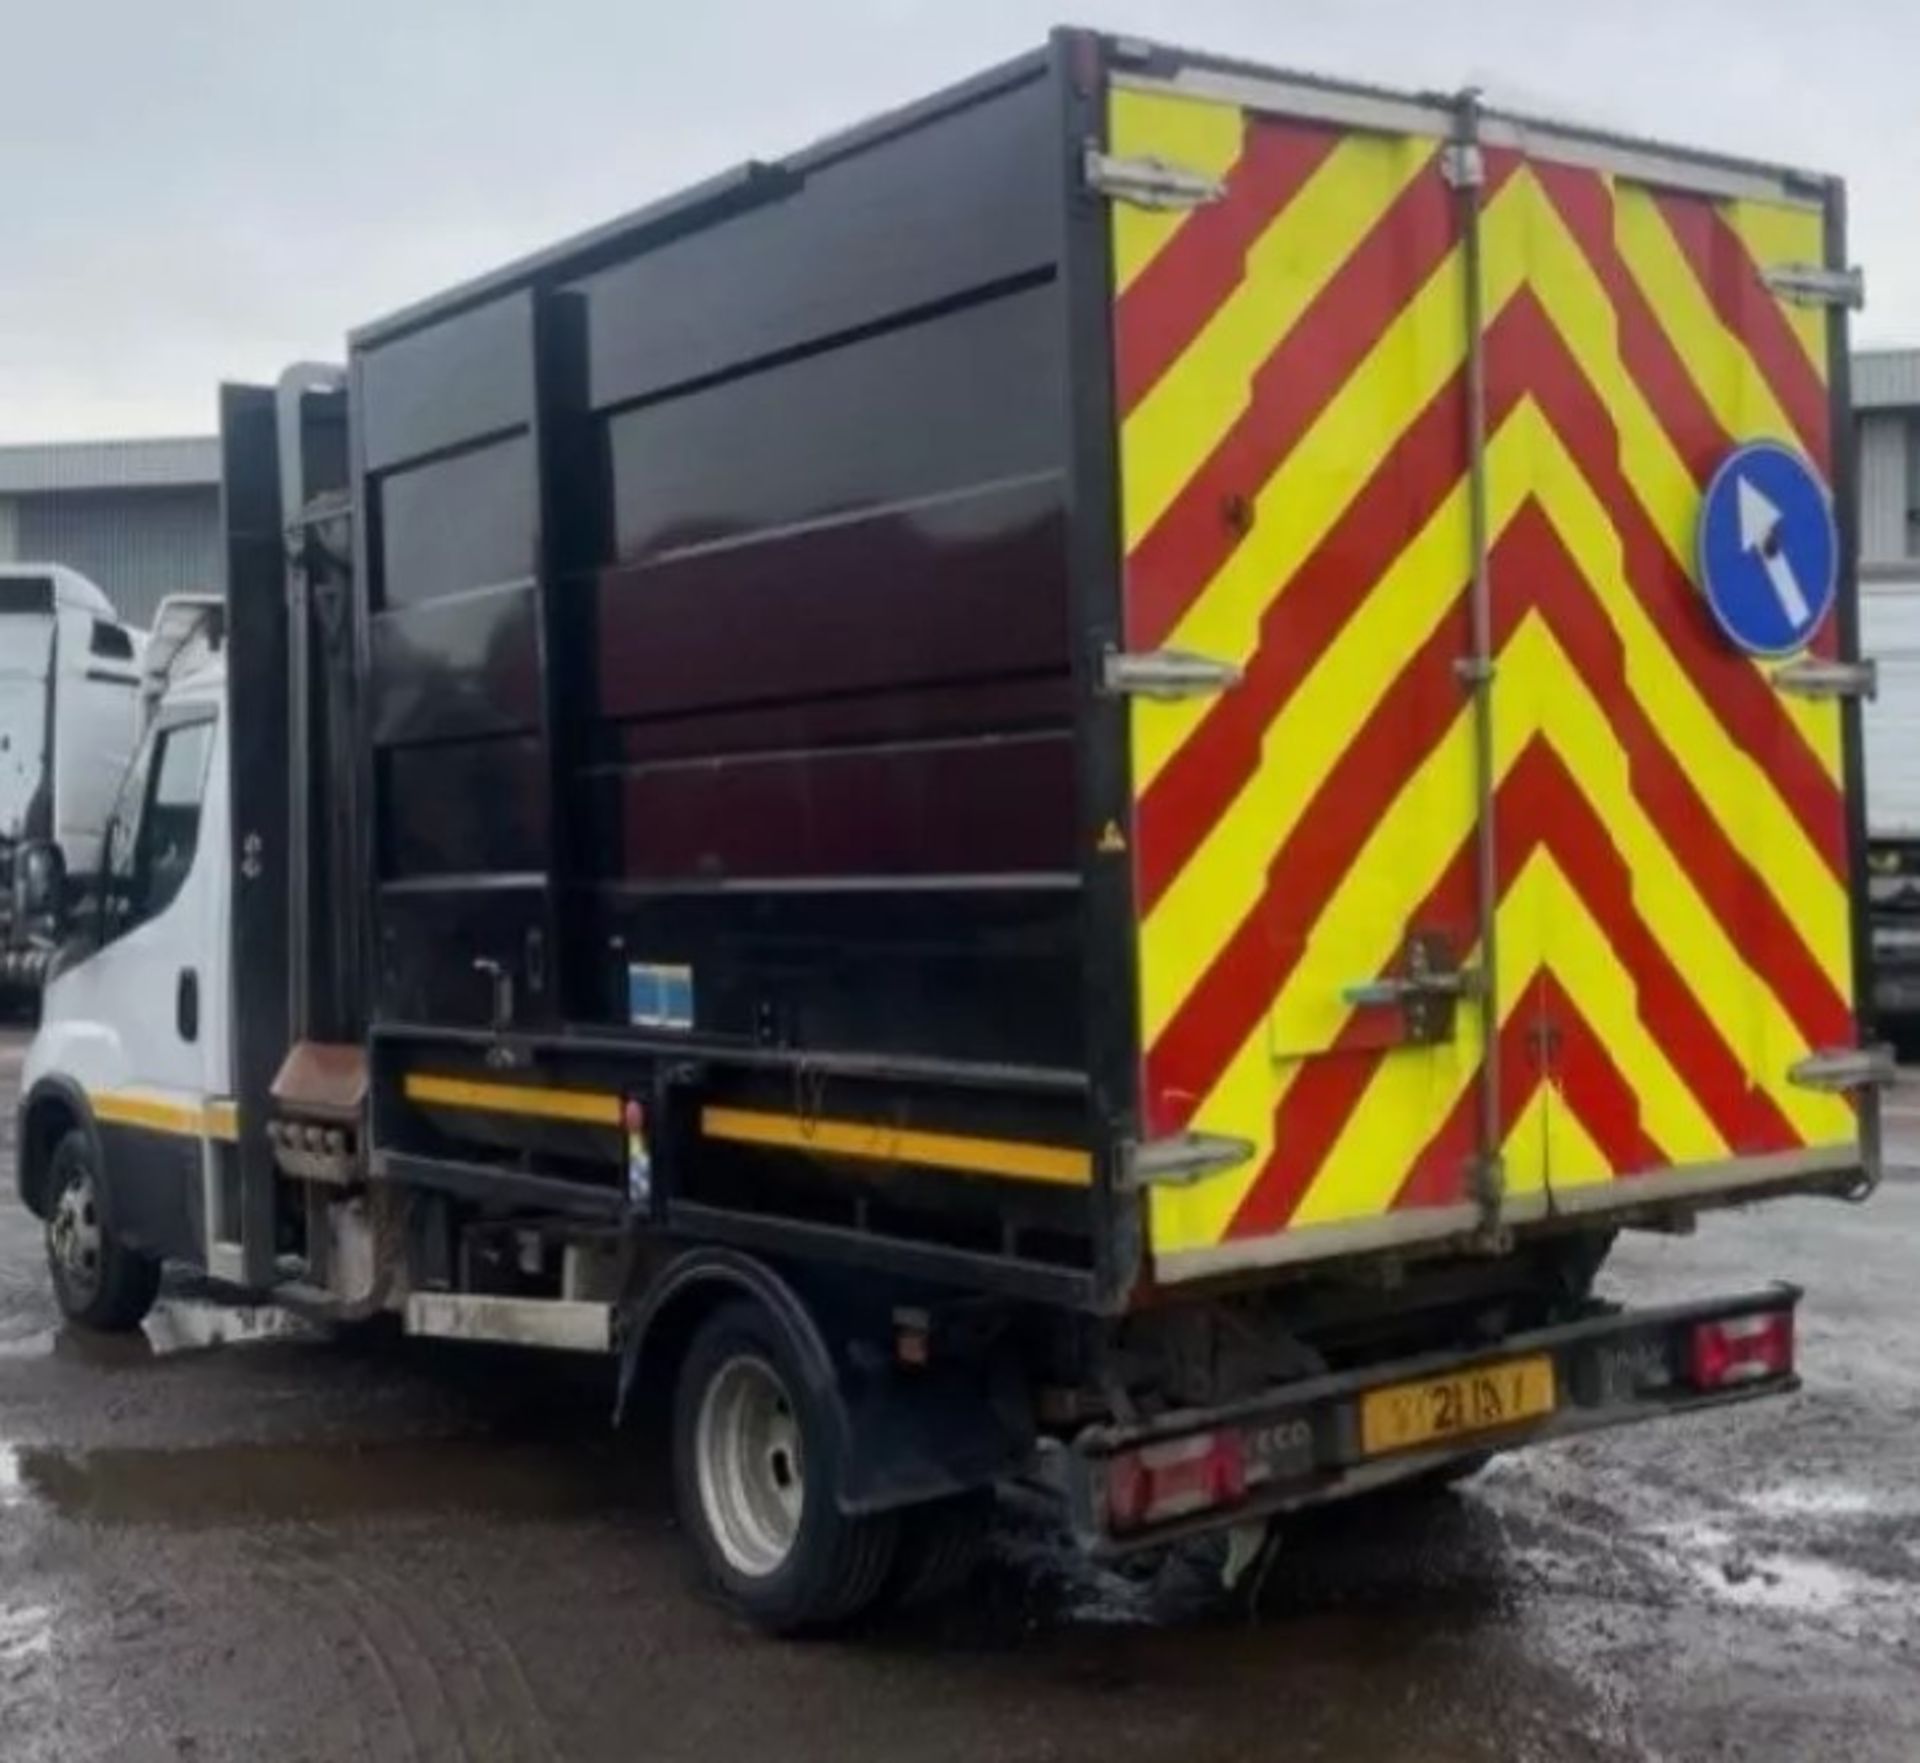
103, 715, 214, 938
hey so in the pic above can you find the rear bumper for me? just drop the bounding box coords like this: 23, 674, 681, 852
1066, 1285, 1801, 1554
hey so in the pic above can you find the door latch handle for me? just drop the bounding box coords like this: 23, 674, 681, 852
1342, 970, 1480, 1009
1343, 932, 1478, 1045
473, 957, 514, 1034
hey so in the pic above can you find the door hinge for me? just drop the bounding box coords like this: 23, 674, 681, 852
1467, 1151, 1507, 1225
1762, 262, 1866, 310
1788, 1045, 1898, 1093
1773, 656, 1877, 700
1120, 1131, 1256, 1191
1440, 141, 1485, 190
1102, 646, 1243, 701
1083, 146, 1226, 212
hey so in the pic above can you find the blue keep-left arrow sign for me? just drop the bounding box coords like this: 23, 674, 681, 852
1697, 440, 1837, 658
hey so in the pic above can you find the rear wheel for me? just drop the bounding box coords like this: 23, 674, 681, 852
44, 1129, 160, 1333
672, 1300, 897, 1633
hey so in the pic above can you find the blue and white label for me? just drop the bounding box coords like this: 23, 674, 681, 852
628, 961, 694, 1030
1697, 440, 1837, 658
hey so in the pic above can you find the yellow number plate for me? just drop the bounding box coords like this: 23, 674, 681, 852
1359, 1355, 1557, 1457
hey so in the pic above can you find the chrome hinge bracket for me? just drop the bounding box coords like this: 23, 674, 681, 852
1441, 141, 1485, 190
1083, 146, 1226, 211
1119, 1132, 1257, 1192
1774, 656, 1877, 700
1788, 1045, 1898, 1093
1763, 262, 1866, 310
1101, 646, 1243, 701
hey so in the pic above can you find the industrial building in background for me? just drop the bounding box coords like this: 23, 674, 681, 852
0, 435, 219, 629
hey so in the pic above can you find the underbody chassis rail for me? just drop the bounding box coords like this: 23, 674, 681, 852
1066, 1285, 1802, 1554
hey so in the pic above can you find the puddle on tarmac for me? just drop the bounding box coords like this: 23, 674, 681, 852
0, 1298, 316, 1365
0, 1433, 634, 1528
0, 1443, 25, 1509
0, 1600, 54, 1665
1740, 1483, 1881, 1520
1655, 1520, 1904, 1627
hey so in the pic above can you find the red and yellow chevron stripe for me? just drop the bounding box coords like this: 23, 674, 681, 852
1106, 84, 1859, 1277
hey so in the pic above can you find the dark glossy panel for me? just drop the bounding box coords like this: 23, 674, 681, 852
360, 293, 533, 473
382, 735, 546, 879
219, 384, 288, 1267
597, 673, 1074, 767
572, 884, 1082, 1069
593, 475, 1068, 720
589, 730, 1076, 882
377, 882, 550, 1026
606, 286, 1063, 561
581, 75, 1054, 412
369, 580, 541, 747
377, 435, 537, 611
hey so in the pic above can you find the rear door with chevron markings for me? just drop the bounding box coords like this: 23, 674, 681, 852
1099, 65, 1867, 1284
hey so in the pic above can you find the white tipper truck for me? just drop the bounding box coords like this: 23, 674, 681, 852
0, 566, 145, 998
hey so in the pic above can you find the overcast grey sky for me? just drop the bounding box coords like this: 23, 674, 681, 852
2, 0, 1914, 441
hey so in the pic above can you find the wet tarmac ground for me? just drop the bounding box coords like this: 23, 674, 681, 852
1, 1028, 1917, 1762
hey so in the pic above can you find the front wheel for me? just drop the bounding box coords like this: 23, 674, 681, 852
672, 1300, 898, 1633
44, 1129, 160, 1332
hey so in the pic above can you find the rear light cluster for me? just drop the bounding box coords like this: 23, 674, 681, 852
1687, 1310, 1794, 1391
1104, 1429, 1247, 1534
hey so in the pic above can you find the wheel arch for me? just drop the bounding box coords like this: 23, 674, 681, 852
618, 1247, 847, 1449
617, 1246, 1034, 1516
16, 1076, 100, 1220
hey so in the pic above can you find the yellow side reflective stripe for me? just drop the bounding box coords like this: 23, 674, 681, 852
403, 1073, 622, 1128
700, 1107, 1092, 1188
92, 1092, 239, 1143
400, 1080, 1087, 1188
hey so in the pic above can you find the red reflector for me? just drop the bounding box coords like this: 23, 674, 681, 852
1105, 1431, 1247, 1533
1689, 1310, 1794, 1390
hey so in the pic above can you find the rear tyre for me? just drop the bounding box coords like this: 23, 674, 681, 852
883, 1490, 992, 1610
44, 1129, 160, 1333
672, 1299, 898, 1634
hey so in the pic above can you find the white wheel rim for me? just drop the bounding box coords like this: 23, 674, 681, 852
695, 1353, 805, 1578
49, 1168, 104, 1304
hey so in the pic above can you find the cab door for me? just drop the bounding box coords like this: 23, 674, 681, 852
57, 703, 236, 1272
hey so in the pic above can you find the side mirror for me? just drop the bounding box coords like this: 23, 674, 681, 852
13, 840, 68, 933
